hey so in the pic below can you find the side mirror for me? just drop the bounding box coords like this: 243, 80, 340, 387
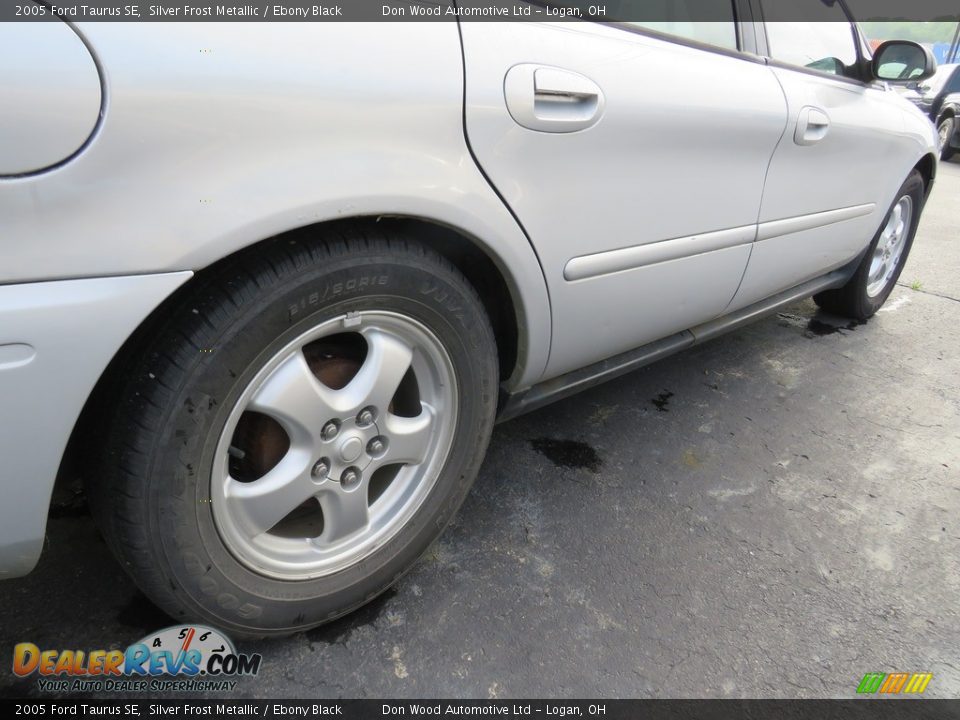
872, 40, 936, 83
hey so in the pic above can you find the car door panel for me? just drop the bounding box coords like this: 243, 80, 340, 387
460, 21, 788, 380
728, 68, 917, 311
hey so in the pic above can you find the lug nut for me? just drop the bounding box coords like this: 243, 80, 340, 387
340, 467, 361, 488
321, 420, 340, 441
357, 406, 377, 427
367, 436, 388, 457
311, 458, 330, 480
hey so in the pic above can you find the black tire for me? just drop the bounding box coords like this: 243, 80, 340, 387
938, 117, 955, 161
813, 170, 924, 321
89, 229, 498, 637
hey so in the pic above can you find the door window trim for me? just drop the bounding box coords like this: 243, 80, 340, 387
755, 0, 873, 87
599, 20, 753, 61
521, 1, 769, 63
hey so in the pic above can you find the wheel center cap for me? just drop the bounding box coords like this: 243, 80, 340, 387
339, 436, 363, 463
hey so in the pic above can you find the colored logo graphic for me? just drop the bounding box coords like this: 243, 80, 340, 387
12, 625, 261, 692
857, 672, 933, 695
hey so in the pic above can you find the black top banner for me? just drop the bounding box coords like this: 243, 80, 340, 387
4, 0, 960, 23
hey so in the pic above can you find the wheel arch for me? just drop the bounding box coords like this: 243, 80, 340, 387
914, 152, 938, 198
56, 214, 530, 497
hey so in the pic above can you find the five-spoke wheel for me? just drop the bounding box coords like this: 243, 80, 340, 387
865, 195, 912, 299
213, 312, 457, 579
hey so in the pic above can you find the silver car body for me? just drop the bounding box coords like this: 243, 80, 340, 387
0, 18, 939, 576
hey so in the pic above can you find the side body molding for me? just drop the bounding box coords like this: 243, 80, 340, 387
563, 204, 876, 282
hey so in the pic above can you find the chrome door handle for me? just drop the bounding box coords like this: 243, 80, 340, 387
504, 64, 605, 133
794, 106, 830, 146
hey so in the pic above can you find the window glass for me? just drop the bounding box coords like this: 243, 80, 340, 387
620, 1, 738, 50
628, 21, 738, 49
764, 2, 859, 78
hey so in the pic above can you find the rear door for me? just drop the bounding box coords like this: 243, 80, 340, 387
460, 10, 788, 380
729, 2, 921, 310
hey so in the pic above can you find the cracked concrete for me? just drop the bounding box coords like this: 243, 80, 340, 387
2, 162, 959, 699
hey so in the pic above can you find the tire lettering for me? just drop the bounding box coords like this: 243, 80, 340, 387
182, 552, 205, 577
288, 275, 388, 319
198, 577, 218, 595
420, 282, 467, 327
236, 603, 263, 619
217, 593, 240, 610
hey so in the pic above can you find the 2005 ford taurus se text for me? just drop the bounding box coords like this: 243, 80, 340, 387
0, 4, 941, 636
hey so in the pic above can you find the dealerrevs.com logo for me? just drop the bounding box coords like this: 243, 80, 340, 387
13, 625, 262, 693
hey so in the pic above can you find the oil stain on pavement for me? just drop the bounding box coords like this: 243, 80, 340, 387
530, 438, 602, 473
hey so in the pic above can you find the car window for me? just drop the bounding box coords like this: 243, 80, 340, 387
763, 1, 859, 79
621, 0, 738, 50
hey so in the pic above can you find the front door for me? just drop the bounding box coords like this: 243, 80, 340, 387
730, 5, 924, 310
460, 15, 788, 380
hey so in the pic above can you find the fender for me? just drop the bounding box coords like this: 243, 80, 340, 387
0, 21, 551, 389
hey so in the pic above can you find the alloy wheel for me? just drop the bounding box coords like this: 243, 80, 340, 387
866, 195, 912, 298
211, 311, 458, 580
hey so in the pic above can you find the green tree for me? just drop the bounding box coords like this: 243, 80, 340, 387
859, 21, 958, 44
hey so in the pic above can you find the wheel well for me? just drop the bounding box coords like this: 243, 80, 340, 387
57, 216, 521, 495
915, 153, 937, 195
372, 216, 519, 380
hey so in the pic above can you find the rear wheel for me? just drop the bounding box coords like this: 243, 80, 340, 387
90, 231, 498, 637
813, 170, 924, 320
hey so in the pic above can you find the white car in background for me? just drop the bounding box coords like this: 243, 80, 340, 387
0, 2, 939, 636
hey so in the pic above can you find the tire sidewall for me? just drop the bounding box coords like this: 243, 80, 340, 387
855, 172, 924, 317
938, 117, 954, 160
146, 248, 496, 635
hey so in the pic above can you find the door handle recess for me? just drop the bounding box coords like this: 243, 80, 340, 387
794, 106, 830, 146
505, 64, 605, 133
